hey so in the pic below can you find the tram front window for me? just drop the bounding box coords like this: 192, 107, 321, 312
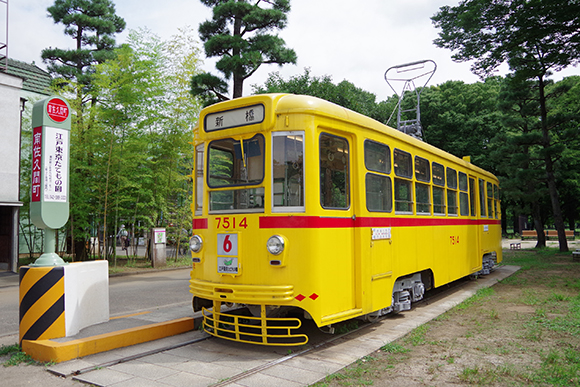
207, 134, 265, 212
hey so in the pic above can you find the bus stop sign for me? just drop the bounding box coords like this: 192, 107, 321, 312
30, 96, 71, 230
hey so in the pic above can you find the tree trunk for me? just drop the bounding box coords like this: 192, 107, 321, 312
232, 10, 243, 98
537, 75, 568, 252
533, 203, 546, 248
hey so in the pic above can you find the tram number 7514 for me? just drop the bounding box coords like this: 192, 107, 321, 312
215, 217, 248, 230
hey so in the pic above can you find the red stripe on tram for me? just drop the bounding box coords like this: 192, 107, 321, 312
192, 218, 208, 230
260, 216, 500, 229
259, 216, 354, 229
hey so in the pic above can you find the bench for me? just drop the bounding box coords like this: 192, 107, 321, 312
546, 230, 575, 240
521, 230, 575, 240
521, 230, 537, 239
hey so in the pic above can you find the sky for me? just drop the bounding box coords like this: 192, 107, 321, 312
4, 0, 578, 102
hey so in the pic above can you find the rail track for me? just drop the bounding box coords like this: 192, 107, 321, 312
61, 273, 479, 386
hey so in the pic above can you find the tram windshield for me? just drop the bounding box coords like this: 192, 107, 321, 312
208, 134, 265, 212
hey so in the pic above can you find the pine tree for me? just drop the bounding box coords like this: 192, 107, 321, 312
192, 0, 297, 104
42, 0, 126, 88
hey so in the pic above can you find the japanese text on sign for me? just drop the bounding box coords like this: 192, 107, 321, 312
204, 104, 265, 131
31, 127, 43, 202
46, 98, 69, 122
43, 127, 69, 202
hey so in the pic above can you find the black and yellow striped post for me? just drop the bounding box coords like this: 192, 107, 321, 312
19, 266, 66, 345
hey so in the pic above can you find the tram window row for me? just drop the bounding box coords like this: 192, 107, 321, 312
362, 139, 500, 219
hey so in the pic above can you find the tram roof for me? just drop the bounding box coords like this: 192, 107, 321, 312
198, 93, 498, 182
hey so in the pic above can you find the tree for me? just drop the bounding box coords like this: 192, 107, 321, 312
192, 0, 297, 104
491, 75, 549, 245
432, 0, 580, 251
41, 0, 126, 259
90, 28, 202, 261
419, 78, 504, 173
42, 0, 126, 89
253, 68, 395, 123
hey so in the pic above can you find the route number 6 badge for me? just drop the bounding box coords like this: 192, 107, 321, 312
217, 234, 239, 274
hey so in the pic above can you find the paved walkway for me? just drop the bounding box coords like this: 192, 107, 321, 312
501, 238, 580, 250
44, 266, 520, 387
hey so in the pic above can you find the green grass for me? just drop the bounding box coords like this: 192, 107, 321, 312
453, 287, 495, 312
1, 345, 36, 367
380, 342, 410, 354
314, 248, 580, 386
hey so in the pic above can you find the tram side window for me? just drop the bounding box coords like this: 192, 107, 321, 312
394, 149, 412, 178
494, 184, 500, 219
447, 168, 458, 215
416, 182, 431, 214
433, 162, 445, 185
364, 140, 390, 173
395, 179, 413, 213
366, 174, 392, 212
394, 149, 412, 213
273, 132, 304, 210
415, 156, 430, 182
433, 186, 445, 215
479, 179, 486, 217
487, 182, 494, 218
459, 172, 469, 216
195, 144, 204, 215
469, 178, 476, 216
320, 133, 350, 209
432, 162, 445, 215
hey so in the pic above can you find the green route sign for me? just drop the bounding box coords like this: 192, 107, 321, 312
30, 96, 71, 266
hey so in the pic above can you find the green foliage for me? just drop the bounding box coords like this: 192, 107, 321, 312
28, 27, 204, 260
433, 0, 580, 251
253, 68, 396, 123
420, 77, 504, 172
42, 0, 126, 86
431, 0, 580, 79
193, 0, 297, 102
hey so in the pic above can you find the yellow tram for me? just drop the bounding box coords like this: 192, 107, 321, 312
189, 94, 502, 345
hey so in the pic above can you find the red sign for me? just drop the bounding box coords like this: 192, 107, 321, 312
46, 98, 69, 122
31, 126, 42, 202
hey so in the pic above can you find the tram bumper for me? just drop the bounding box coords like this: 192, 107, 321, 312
190, 278, 308, 345
202, 301, 308, 346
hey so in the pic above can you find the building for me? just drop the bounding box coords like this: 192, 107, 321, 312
0, 58, 51, 272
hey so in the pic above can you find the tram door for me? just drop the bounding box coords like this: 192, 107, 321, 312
364, 141, 393, 311
319, 133, 357, 315
369, 225, 392, 311
468, 176, 480, 272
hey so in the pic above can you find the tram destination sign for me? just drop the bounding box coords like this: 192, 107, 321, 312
205, 104, 264, 131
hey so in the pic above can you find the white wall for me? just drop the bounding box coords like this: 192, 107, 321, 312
0, 72, 23, 203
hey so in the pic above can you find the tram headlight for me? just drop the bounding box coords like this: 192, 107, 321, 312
189, 235, 203, 253
266, 235, 285, 255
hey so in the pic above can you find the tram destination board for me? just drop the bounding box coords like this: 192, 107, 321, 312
204, 104, 265, 131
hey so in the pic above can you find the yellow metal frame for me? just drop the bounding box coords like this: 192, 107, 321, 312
202, 301, 308, 346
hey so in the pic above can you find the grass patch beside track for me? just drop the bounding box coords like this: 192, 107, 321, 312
312, 248, 580, 386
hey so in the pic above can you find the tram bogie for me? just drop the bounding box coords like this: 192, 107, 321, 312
189, 94, 502, 345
